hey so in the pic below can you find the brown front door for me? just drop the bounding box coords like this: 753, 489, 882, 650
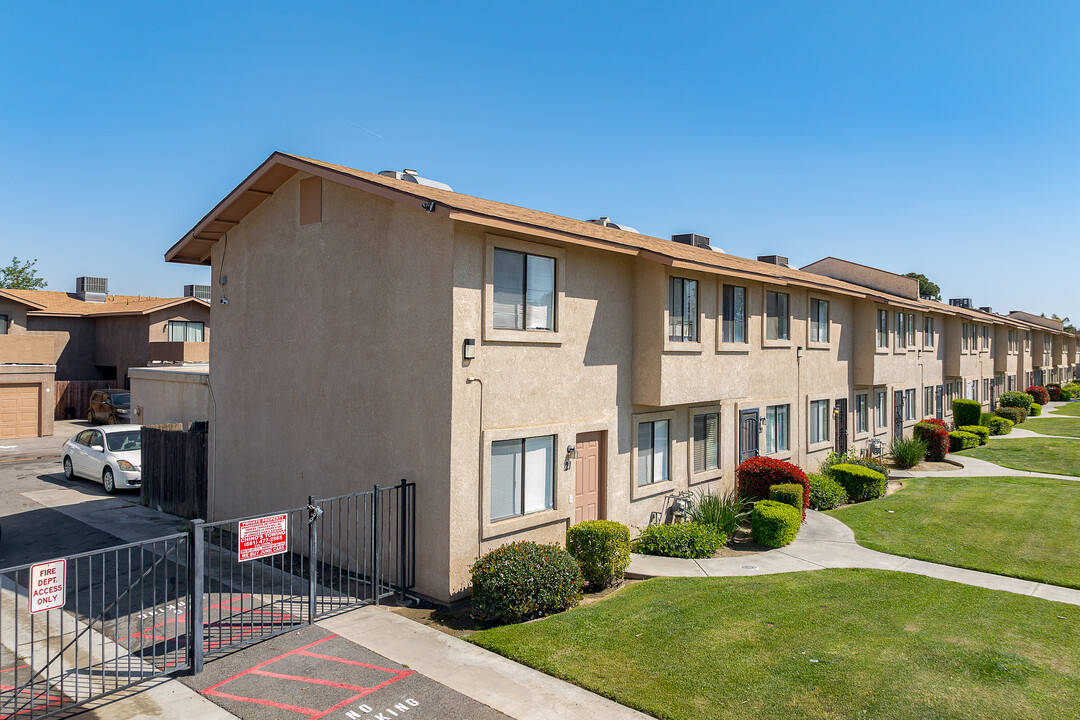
574, 431, 604, 524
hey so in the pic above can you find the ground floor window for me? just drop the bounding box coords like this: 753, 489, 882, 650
765, 405, 790, 454
904, 389, 916, 420
924, 386, 934, 418
637, 420, 670, 486
692, 412, 719, 474
810, 400, 830, 444
855, 394, 868, 433
983, 378, 991, 403
875, 391, 887, 429
491, 435, 555, 521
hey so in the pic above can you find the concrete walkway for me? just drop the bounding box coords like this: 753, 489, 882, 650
626, 510, 1080, 606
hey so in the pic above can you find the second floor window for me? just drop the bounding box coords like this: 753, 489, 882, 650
962, 323, 969, 351
1009, 330, 1017, 352
721, 285, 746, 343
493, 248, 555, 331
877, 310, 888, 348
669, 277, 698, 342
907, 314, 916, 347
0, 314, 7, 334
167, 321, 204, 342
924, 317, 934, 347
810, 299, 829, 343
765, 291, 789, 341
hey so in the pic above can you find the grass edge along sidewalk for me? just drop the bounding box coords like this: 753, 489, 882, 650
468, 570, 1080, 720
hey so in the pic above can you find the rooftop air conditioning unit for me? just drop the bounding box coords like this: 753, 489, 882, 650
184, 284, 211, 302
76, 276, 108, 303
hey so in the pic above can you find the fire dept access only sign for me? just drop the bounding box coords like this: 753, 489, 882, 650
29, 559, 66, 614
238, 513, 289, 562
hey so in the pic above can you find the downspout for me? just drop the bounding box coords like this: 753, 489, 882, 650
466, 377, 484, 561
796, 346, 803, 466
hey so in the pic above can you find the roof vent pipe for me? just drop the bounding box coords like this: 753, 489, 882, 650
586, 217, 640, 233
377, 169, 453, 192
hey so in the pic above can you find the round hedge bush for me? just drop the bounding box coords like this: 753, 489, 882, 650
986, 416, 1014, 435
999, 391, 1034, 411
631, 522, 726, 559
949, 430, 980, 452
769, 483, 804, 512
566, 520, 631, 589
952, 399, 982, 428
1029, 403, 1042, 417
996, 406, 1025, 425
470, 541, 583, 626
736, 457, 809, 519
751, 500, 801, 547
808, 472, 848, 510
1026, 386, 1050, 405
830, 463, 887, 502
958, 425, 989, 445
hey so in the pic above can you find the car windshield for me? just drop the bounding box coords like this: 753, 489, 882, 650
105, 431, 141, 452
109, 393, 131, 407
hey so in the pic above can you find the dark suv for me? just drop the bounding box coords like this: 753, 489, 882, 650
87, 389, 133, 425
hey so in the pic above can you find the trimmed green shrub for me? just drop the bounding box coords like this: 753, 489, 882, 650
952, 399, 982, 427
1026, 386, 1050, 405
751, 500, 801, 547
914, 420, 949, 461
830, 463, 888, 502
769, 483, 803, 512
958, 425, 989, 445
986, 416, 1014, 435
996, 406, 1026, 425
470, 541, 583, 626
566, 520, 631, 589
687, 490, 749, 538
999, 391, 1034, 411
807, 472, 848, 510
632, 522, 726, 559
1029, 402, 1042, 416
1062, 388, 1075, 401
889, 435, 929, 469
736, 457, 810, 519
816, 448, 859, 478
949, 430, 980, 452
845, 456, 891, 482
979, 412, 996, 426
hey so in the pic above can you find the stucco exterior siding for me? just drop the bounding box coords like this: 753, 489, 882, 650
207, 174, 455, 601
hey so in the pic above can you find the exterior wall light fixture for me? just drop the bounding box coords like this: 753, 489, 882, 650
463, 338, 476, 360
564, 444, 578, 471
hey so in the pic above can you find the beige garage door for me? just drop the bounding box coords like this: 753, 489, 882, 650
0, 384, 40, 439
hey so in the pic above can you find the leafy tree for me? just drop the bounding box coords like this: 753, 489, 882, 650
0, 257, 47, 290
904, 272, 941, 301
1051, 314, 1075, 333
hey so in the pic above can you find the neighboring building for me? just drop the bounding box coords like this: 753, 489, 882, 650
0, 279, 210, 385
0, 290, 56, 438
165, 151, 1079, 603
129, 364, 209, 426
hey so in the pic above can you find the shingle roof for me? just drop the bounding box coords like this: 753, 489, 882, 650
166, 151, 1073, 337
1, 289, 209, 317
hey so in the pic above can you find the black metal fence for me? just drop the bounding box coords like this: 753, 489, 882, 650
0, 480, 415, 718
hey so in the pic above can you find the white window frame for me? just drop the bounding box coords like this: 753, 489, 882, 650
809, 398, 830, 446
809, 297, 829, 344
854, 393, 869, 435
904, 389, 916, 421
668, 277, 699, 343
924, 316, 934, 348
632, 410, 677, 499
490, 435, 556, 522
875, 390, 887, 430
764, 403, 791, 455
876, 309, 888, 349
483, 234, 565, 344
720, 284, 747, 346
167, 320, 204, 342
764, 289, 790, 343
689, 405, 722, 482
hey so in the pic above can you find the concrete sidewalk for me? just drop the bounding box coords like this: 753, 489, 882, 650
626, 510, 1080, 607
0, 420, 84, 463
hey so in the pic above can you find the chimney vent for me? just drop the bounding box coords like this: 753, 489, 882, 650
979, 306, 993, 314
586, 217, 639, 233
672, 233, 711, 249
185, 284, 211, 302
949, 298, 973, 309
76, 276, 108, 303
757, 255, 790, 267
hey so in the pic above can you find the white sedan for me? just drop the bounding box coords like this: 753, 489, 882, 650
62, 425, 142, 493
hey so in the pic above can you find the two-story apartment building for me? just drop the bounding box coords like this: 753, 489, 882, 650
165, 152, 1078, 603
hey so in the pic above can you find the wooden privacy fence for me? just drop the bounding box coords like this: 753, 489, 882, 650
53, 380, 115, 420
140, 422, 208, 520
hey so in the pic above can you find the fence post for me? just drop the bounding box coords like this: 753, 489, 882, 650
188, 519, 205, 675
371, 485, 380, 605
307, 495, 318, 624
398, 479, 408, 603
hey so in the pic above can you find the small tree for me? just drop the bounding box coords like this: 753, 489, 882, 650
0, 257, 47, 290
904, 272, 940, 301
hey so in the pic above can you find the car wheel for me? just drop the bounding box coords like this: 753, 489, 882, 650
63, 456, 74, 480
102, 467, 116, 494
87, 410, 95, 424
108, 414, 119, 425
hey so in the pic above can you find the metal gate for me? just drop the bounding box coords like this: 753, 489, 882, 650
893, 390, 905, 439
936, 385, 944, 420
833, 398, 848, 455
0, 480, 415, 717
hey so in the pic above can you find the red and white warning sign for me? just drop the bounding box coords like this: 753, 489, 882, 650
238, 513, 289, 562
29, 559, 66, 614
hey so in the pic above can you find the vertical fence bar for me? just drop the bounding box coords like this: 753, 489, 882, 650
307, 496, 318, 623
398, 479, 408, 602
371, 484, 381, 605
188, 520, 205, 675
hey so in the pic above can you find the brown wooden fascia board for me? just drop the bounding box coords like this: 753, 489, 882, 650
276, 155, 451, 216
446, 210, 638, 255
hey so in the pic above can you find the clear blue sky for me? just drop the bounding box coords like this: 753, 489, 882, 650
2, 1, 1077, 319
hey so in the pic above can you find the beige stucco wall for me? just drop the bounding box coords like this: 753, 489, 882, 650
0, 300, 29, 332
129, 365, 209, 426
207, 173, 455, 602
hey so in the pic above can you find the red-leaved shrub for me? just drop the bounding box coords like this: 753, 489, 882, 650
914, 420, 949, 462
1048, 386, 1062, 402
736, 457, 809, 519
1026, 386, 1050, 405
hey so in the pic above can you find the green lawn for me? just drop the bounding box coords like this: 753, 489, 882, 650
1023, 414, 1080, 437
1049, 401, 1080, 417
829, 475, 1080, 588
469, 571, 1080, 720
959, 436, 1080, 476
